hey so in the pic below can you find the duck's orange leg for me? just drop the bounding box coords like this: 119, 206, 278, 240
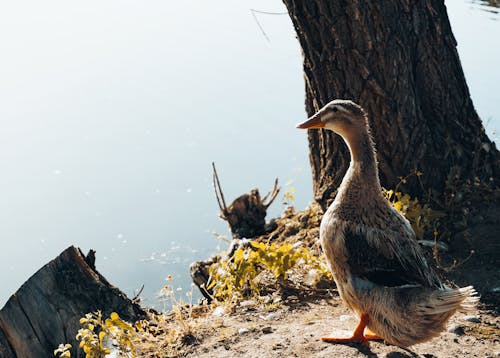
322, 314, 382, 343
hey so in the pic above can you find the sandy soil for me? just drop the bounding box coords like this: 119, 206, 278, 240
170, 293, 499, 358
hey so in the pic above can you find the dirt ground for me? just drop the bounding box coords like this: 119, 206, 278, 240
175, 293, 499, 358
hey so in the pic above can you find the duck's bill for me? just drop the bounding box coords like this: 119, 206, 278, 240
296, 113, 325, 129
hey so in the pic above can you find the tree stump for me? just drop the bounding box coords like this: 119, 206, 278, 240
212, 162, 279, 239
0, 246, 147, 358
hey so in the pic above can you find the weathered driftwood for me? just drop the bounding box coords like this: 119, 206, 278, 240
190, 255, 219, 301
0, 246, 147, 358
190, 239, 252, 302
212, 162, 279, 239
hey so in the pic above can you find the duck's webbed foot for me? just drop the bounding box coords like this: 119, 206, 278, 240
363, 326, 382, 340
322, 314, 382, 344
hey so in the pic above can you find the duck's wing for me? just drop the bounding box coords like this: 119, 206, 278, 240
344, 225, 441, 288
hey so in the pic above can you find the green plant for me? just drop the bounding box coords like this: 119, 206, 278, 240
76, 311, 135, 358
54, 344, 72, 358
382, 170, 445, 240
383, 188, 445, 239
282, 184, 296, 206
207, 241, 332, 302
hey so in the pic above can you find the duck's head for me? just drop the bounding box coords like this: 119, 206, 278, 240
296, 99, 368, 139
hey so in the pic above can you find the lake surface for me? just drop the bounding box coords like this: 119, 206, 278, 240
0, 0, 498, 309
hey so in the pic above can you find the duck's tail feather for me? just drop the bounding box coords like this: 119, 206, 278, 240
456, 286, 480, 311
417, 285, 479, 315
418, 286, 479, 315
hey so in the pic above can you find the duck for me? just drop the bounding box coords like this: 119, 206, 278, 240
296, 99, 478, 347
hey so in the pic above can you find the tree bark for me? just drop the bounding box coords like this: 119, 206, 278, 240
283, 0, 499, 208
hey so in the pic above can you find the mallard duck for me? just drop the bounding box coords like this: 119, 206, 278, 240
296, 99, 478, 347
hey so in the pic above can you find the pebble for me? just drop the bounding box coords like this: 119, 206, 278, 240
272, 343, 284, 350
339, 315, 353, 322
448, 324, 465, 335
262, 326, 273, 334
263, 295, 273, 304
464, 315, 481, 323
212, 306, 226, 317
238, 328, 250, 335
240, 300, 256, 307
260, 313, 276, 321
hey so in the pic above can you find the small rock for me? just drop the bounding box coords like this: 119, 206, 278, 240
453, 338, 459, 343
304, 269, 320, 286
272, 343, 284, 350
181, 333, 197, 345
448, 324, 465, 335
240, 300, 256, 307
212, 306, 226, 317
262, 326, 273, 334
339, 315, 353, 322
260, 313, 277, 321
464, 315, 481, 323
286, 295, 299, 302
263, 295, 273, 304
238, 328, 250, 335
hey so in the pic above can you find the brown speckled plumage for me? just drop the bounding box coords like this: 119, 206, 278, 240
298, 99, 478, 348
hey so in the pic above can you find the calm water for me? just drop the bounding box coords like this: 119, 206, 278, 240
0, 1, 498, 309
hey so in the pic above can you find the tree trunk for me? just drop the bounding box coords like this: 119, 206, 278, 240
0, 246, 147, 358
283, 0, 499, 208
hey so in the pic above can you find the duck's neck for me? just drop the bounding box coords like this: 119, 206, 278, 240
341, 130, 381, 191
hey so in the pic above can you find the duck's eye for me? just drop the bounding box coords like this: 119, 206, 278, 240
332, 106, 338, 112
